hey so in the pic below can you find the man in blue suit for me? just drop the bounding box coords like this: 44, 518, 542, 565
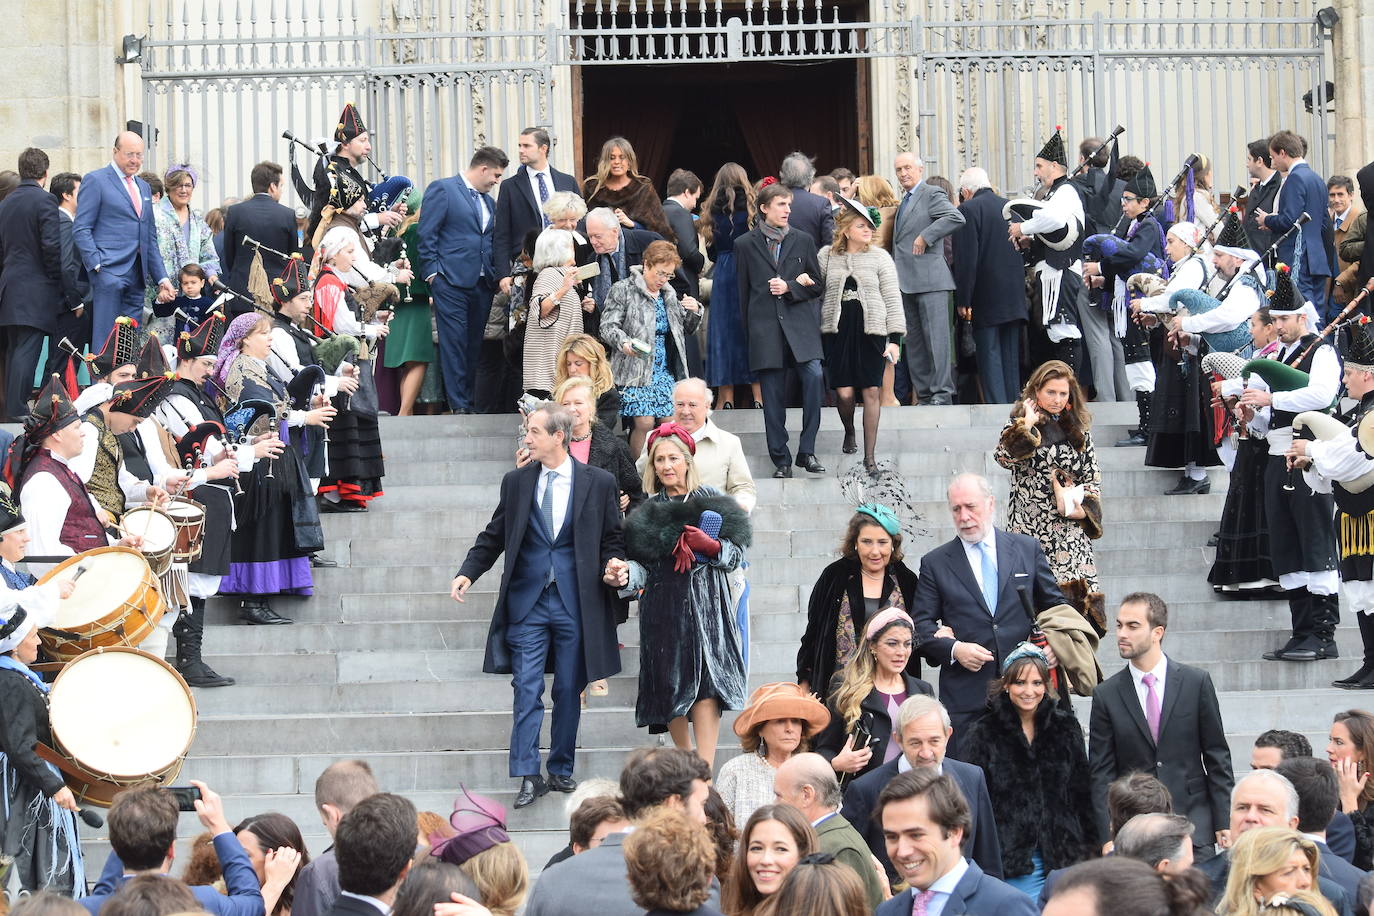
71, 131, 174, 350
452, 402, 626, 808
911, 473, 1066, 750
492, 127, 579, 278
1259, 129, 1333, 310
419, 145, 508, 414
875, 768, 1035, 916
80, 780, 263, 916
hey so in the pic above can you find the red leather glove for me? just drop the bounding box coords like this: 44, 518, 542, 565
681, 525, 721, 558
672, 532, 695, 574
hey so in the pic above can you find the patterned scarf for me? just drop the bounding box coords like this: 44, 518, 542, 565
759, 221, 789, 263
834, 572, 907, 672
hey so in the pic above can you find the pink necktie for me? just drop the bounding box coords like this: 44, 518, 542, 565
911, 889, 935, 916
1142, 672, 1161, 743
126, 175, 142, 216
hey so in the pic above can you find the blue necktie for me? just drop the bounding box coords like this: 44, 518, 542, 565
980, 541, 998, 614
536, 173, 550, 227
541, 470, 556, 535
470, 188, 485, 230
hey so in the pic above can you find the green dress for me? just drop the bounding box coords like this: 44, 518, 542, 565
383, 224, 436, 367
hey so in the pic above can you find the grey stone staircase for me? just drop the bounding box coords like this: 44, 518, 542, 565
69, 403, 1356, 873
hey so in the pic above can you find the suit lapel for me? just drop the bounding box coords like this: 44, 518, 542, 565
948, 539, 992, 615
1116, 668, 1155, 747
993, 530, 1017, 613
945, 859, 983, 913
514, 166, 540, 222
110, 166, 138, 217
570, 459, 589, 541
512, 463, 537, 547
1156, 658, 1183, 741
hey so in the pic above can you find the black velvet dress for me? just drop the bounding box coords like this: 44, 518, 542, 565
623, 488, 749, 732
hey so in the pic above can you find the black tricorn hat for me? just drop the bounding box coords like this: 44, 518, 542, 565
1037, 126, 1067, 167
24, 374, 80, 441
177, 311, 225, 361
1267, 263, 1301, 315
109, 374, 172, 418
334, 102, 367, 144
91, 317, 140, 378
1124, 164, 1157, 201
271, 254, 312, 306
1339, 317, 1374, 370
135, 334, 171, 380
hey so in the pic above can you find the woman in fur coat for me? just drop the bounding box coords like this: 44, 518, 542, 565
621, 422, 749, 767
960, 643, 1098, 901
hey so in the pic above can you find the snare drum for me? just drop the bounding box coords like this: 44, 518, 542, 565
164, 498, 206, 563
121, 506, 178, 576
37, 547, 167, 663
42, 647, 197, 806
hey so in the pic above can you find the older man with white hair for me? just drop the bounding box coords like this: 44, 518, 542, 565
1194, 769, 1352, 911
582, 207, 666, 317
911, 473, 1065, 746
951, 167, 1028, 403
893, 152, 965, 406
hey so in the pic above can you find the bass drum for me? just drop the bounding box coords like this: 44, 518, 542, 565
37, 547, 167, 663
40, 647, 197, 807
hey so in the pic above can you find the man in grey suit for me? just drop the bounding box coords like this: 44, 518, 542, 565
893, 152, 965, 405
524, 747, 715, 916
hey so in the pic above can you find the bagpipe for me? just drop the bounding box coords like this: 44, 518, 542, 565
209, 272, 360, 374
225, 398, 282, 480
283, 130, 412, 265
1148, 153, 1201, 220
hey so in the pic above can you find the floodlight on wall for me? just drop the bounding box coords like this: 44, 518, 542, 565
1315, 7, 1340, 31
116, 34, 146, 64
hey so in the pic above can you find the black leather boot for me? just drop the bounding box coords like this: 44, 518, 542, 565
1115, 392, 1150, 447
175, 598, 235, 687
1335, 613, 1374, 687
1264, 589, 1307, 660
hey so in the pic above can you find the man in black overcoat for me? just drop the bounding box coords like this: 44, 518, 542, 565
452, 402, 627, 809
736, 182, 825, 479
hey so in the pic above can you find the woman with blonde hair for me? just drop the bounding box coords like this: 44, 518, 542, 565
702, 162, 760, 410
621, 422, 750, 766
818, 198, 904, 473
553, 333, 620, 428
811, 607, 933, 783
427, 789, 528, 916
1168, 153, 1218, 233
582, 136, 675, 241
854, 175, 902, 406
1218, 827, 1332, 916
994, 359, 1105, 633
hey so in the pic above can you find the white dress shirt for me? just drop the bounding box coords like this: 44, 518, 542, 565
921, 855, 971, 916
526, 165, 553, 216
536, 454, 573, 536
463, 174, 491, 232
1128, 654, 1169, 720
959, 528, 998, 594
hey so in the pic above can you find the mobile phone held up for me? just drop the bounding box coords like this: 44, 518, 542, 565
169, 785, 202, 812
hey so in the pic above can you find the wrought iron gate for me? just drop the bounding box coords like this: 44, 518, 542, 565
138, 0, 1333, 208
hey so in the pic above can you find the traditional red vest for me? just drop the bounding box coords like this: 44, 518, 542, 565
20, 448, 107, 554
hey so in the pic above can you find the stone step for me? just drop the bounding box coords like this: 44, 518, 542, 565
376, 446, 1198, 486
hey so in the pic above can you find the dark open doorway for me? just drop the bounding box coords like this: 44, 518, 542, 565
577, 59, 864, 191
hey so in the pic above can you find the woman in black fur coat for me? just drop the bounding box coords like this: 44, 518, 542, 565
960, 642, 1098, 900
621, 422, 749, 767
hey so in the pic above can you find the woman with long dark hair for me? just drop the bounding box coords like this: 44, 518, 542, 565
994, 359, 1105, 633
960, 643, 1097, 900
1328, 708, 1374, 869
797, 505, 920, 699
721, 805, 818, 916
701, 163, 759, 409
233, 813, 311, 916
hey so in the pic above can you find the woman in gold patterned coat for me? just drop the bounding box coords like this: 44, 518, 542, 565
994, 360, 1105, 633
